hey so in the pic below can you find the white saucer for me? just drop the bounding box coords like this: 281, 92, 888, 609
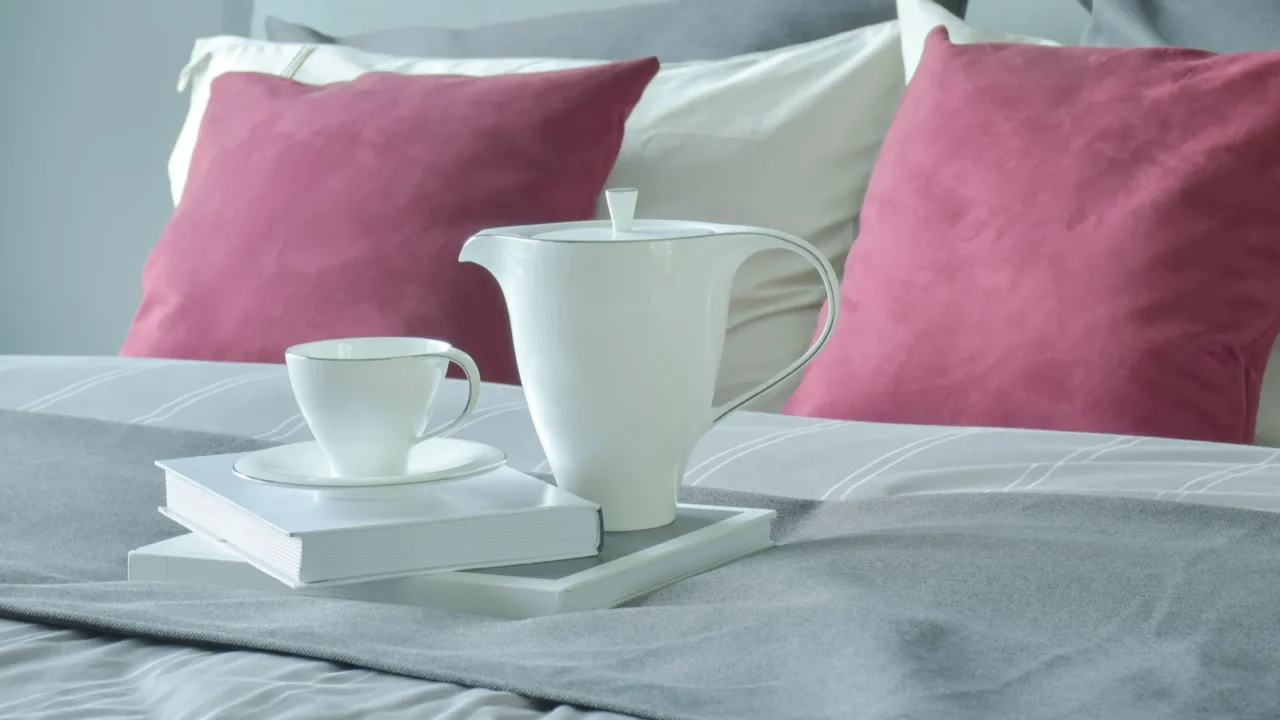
232, 438, 507, 489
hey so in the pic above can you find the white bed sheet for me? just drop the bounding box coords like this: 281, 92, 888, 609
3, 355, 1279, 719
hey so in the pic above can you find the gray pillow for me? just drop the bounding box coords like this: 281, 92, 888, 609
266, 0, 969, 63
1076, 0, 1280, 52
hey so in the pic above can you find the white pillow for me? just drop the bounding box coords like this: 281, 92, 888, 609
168, 24, 906, 412
898, 0, 1280, 448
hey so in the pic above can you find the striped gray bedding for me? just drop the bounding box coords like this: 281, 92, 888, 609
3, 355, 1279, 508
2, 355, 1279, 719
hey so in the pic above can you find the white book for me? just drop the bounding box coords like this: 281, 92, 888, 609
130, 504, 775, 619
157, 454, 602, 588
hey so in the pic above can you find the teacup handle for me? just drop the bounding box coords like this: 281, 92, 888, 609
710, 230, 841, 425
417, 347, 482, 440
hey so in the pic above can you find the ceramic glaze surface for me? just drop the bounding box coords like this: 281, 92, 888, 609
285, 337, 481, 478
460, 190, 839, 530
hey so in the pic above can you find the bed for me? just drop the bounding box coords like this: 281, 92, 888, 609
8, 0, 1280, 717
4, 355, 1280, 719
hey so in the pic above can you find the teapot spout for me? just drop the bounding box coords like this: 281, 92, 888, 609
458, 232, 506, 281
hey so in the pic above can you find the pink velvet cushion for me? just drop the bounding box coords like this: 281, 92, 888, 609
785, 29, 1280, 443
121, 59, 659, 384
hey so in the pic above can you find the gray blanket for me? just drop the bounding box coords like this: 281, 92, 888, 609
1, 409, 1279, 720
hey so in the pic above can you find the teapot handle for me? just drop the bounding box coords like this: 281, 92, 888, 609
711, 230, 841, 425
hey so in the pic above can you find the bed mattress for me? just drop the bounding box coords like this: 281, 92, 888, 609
3, 355, 1279, 719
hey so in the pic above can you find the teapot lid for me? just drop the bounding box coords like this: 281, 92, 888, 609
529, 188, 716, 242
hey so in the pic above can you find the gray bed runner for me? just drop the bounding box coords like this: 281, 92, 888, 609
1, 409, 1278, 720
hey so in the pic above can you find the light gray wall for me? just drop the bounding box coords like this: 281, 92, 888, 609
0, 0, 1085, 357
0, 0, 249, 355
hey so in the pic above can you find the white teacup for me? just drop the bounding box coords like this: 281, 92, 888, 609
284, 337, 480, 478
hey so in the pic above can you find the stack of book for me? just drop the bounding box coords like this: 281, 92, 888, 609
131, 452, 776, 618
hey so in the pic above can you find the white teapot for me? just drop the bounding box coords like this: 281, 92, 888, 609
460, 188, 839, 531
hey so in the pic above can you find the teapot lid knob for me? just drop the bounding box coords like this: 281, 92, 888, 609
605, 188, 638, 235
